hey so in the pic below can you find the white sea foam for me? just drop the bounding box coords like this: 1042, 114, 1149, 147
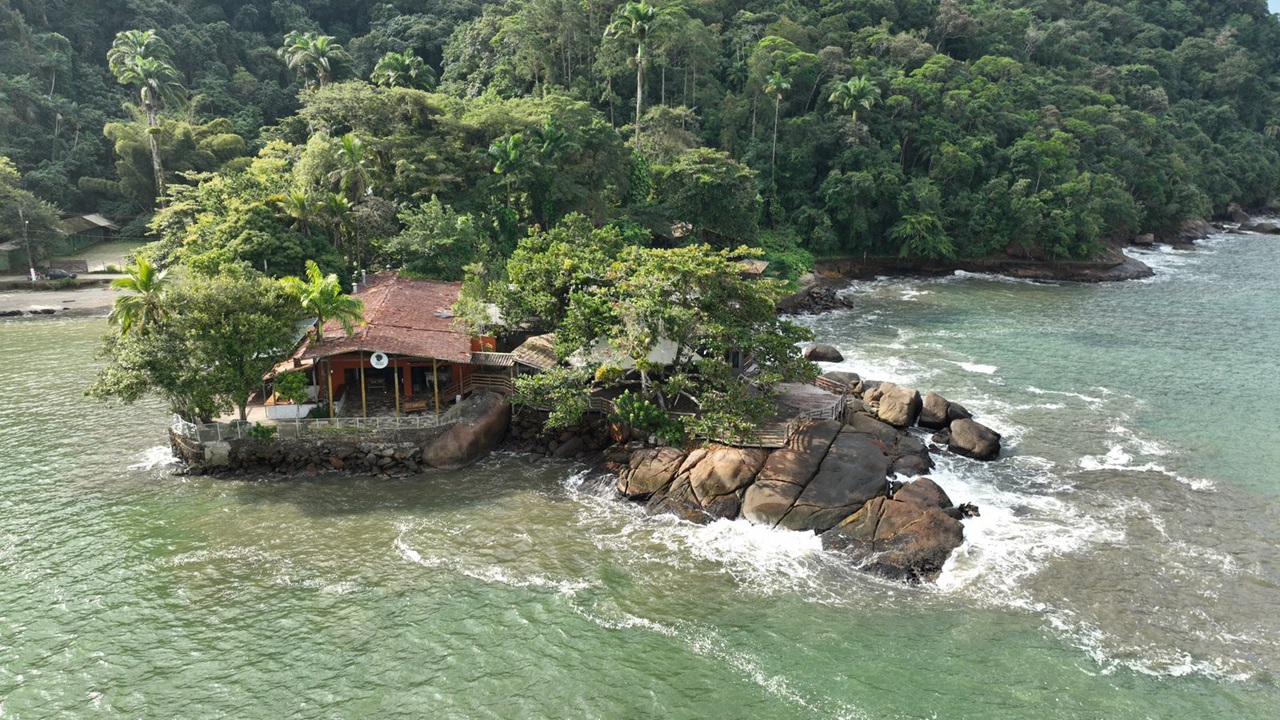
128, 445, 179, 470
1077, 448, 1215, 491
647, 517, 826, 593
934, 456, 1118, 604
949, 360, 998, 375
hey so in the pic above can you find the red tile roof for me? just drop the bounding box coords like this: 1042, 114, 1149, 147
299, 273, 473, 363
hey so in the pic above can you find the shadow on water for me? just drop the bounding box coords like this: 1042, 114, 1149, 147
198, 452, 590, 519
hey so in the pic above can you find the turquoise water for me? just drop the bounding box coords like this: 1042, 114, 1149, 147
2, 233, 1279, 718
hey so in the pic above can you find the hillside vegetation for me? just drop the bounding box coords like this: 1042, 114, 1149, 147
2, 0, 1279, 272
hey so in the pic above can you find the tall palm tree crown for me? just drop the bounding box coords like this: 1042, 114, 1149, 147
109, 257, 170, 336
278, 31, 350, 90
371, 51, 436, 90
606, 1, 670, 144
108, 30, 185, 199
281, 260, 365, 342
828, 76, 881, 122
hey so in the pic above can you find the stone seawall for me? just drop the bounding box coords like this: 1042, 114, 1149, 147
169, 428, 446, 477
169, 391, 513, 476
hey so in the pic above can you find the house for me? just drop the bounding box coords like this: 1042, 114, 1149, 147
275, 273, 514, 418
53, 214, 119, 255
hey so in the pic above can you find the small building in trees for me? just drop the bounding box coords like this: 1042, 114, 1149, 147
275, 273, 513, 418
54, 213, 120, 254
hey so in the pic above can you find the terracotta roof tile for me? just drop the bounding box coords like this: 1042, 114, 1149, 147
299, 273, 472, 363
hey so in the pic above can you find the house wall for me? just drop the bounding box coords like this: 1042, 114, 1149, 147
314, 354, 477, 415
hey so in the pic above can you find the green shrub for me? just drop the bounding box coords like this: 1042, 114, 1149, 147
274, 371, 310, 405
248, 423, 278, 441
611, 390, 686, 444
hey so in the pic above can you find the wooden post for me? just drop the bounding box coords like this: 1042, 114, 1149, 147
393, 358, 401, 417
360, 351, 367, 419
432, 358, 440, 414
326, 359, 334, 419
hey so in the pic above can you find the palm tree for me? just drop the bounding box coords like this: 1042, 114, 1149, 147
108, 30, 185, 199
606, 1, 669, 145
108, 257, 170, 336
828, 76, 880, 123
487, 133, 526, 207
371, 50, 436, 90
281, 260, 365, 342
1265, 120, 1280, 139
328, 133, 373, 200
320, 192, 354, 253
277, 189, 319, 235
764, 70, 791, 178
277, 31, 349, 90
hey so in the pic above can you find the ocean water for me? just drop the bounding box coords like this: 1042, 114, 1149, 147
2, 232, 1279, 718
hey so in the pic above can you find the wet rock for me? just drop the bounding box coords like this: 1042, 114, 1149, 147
1132, 233, 1156, 246
947, 418, 1002, 461
645, 494, 713, 525
891, 477, 953, 509
873, 383, 922, 428
1227, 204, 1251, 224
946, 402, 973, 422
685, 447, 768, 503
820, 496, 965, 583
617, 446, 685, 499
551, 435, 584, 459
803, 343, 845, 363
778, 429, 890, 533
422, 391, 512, 470
918, 391, 950, 430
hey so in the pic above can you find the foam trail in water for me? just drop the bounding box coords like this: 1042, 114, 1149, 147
129, 445, 179, 470
933, 455, 1119, 603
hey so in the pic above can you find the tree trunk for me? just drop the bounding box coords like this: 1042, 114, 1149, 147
146, 105, 165, 200
771, 96, 780, 179
634, 45, 644, 144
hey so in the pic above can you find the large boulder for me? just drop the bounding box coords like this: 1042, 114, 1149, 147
918, 391, 950, 430
617, 446, 686, 499
874, 383, 922, 428
422, 391, 511, 469
686, 447, 769, 503
891, 476, 952, 509
947, 418, 1002, 461
820, 497, 965, 583
804, 343, 845, 363
742, 421, 841, 526
778, 429, 890, 532
1227, 204, 1251, 224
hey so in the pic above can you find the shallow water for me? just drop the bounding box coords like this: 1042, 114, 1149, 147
2, 234, 1279, 717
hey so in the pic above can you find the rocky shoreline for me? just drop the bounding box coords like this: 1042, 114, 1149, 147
600, 372, 1001, 584
778, 218, 1234, 313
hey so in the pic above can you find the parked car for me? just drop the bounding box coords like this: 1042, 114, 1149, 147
44, 268, 77, 279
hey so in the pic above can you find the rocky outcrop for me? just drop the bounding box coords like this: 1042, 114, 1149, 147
820, 491, 965, 583
942, 418, 1002, 461
618, 446, 685, 498
866, 382, 922, 428
422, 391, 512, 469
1242, 220, 1280, 235
803, 343, 845, 363
1227, 204, 1251, 224
779, 276, 855, 314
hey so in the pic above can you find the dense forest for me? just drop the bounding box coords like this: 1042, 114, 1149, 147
3, 0, 1280, 278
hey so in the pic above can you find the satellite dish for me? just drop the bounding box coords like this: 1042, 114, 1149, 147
369, 351, 389, 369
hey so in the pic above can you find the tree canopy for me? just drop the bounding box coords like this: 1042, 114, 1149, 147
0, 0, 1276, 264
